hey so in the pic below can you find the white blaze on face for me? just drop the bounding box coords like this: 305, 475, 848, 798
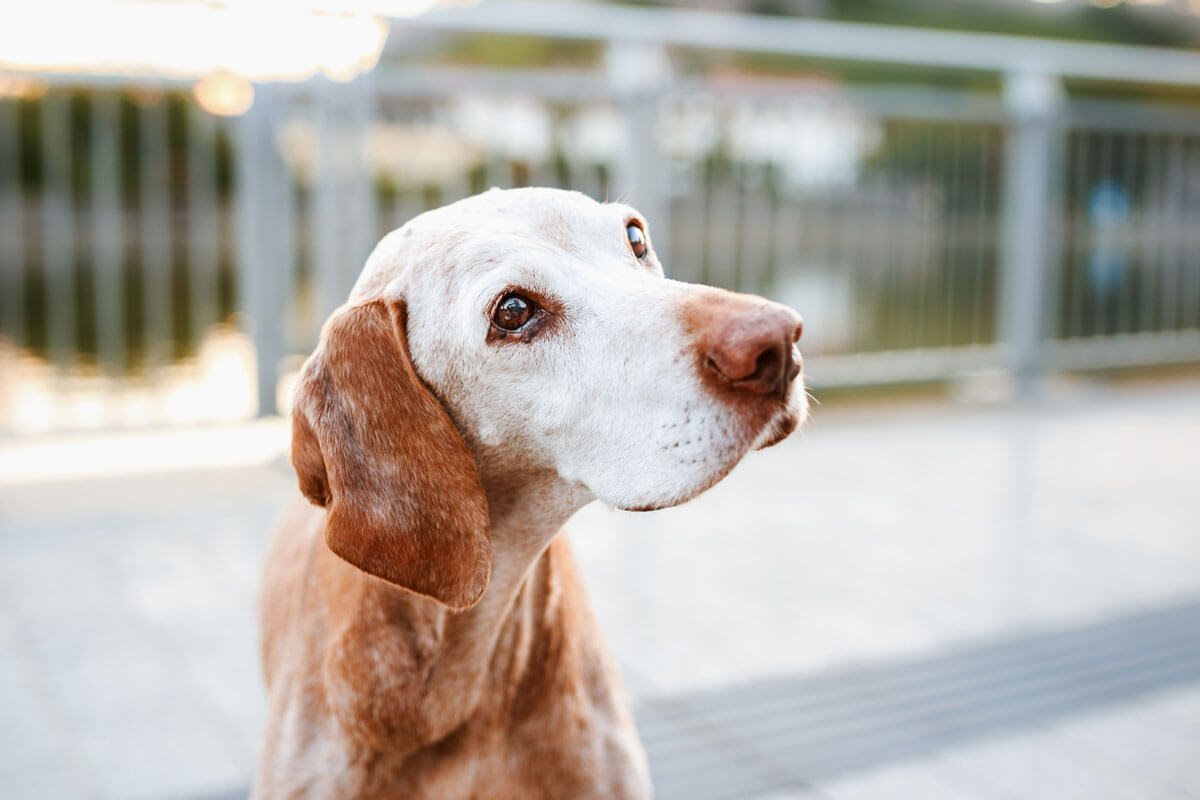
354, 187, 806, 512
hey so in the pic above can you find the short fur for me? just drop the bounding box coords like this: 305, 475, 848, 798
256, 188, 806, 799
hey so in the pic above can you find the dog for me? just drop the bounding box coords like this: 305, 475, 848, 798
254, 187, 806, 799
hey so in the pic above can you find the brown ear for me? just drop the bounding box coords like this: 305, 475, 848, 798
291, 299, 491, 611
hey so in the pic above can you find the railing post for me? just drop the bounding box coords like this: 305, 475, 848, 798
235, 83, 288, 417
1000, 69, 1063, 390
312, 74, 376, 327
606, 39, 672, 269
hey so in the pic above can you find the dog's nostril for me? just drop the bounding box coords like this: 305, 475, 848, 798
751, 346, 783, 387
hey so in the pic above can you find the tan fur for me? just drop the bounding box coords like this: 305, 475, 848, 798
257, 503, 645, 800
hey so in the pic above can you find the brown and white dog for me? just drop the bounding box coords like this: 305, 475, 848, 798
255, 187, 806, 799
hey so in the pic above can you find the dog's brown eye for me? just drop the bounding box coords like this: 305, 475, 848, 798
493, 294, 535, 331
627, 222, 647, 259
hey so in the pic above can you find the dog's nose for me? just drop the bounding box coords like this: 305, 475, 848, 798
703, 302, 803, 396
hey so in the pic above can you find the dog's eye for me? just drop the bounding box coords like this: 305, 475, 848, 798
626, 222, 648, 260
493, 293, 535, 331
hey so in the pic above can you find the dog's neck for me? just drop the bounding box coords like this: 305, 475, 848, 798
443, 466, 590, 666
329, 464, 594, 756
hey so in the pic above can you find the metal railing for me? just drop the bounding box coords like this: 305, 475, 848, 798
2, 3, 1200, 433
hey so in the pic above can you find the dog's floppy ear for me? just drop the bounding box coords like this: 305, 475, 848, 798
291, 299, 492, 611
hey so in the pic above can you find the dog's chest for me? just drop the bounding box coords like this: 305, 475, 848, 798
354, 704, 648, 800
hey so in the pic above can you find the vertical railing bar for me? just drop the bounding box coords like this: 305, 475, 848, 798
842, 109, 871, 351
763, 162, 782, 297
1160, 134, 1184, 333
702, 120, 722, 286
669, 112, 705, 286
878, 163, 897, 353
1000, 70, 1061, 386
777, 129, 805, 301
969, 126, 990, 347
817, 110, 840, 321
235, 84, 287, 416
274, 88, 301, 364
1182, 138, 1200, 333
1135, 133, 1155, 335
355, 76, 379, 278
90, 91, 124, 377
1067, 130, 1088, 340
913, 124, 935, 349
759, 159, 776, 297
1093, 131, 1115, 337
1042, 114, 1067, 354
698, 132, 715, 287
186, 101, 220, 355
715, 162, 740, 290
1116, 131, 1136, 335
752, 159, 774, 294
855, 161, 875, 352
312, 78, 342, 327
608, 40, 671, 268
369, 100, 390, 246
1150, 132, 1169, 334
0, 99, 24, 352
891, 120, 915, 349
41, 91, 76, 374
942, 124, 964, 348
350, 75, 378, 293
884, 121, 905, 350
277, 136, 298, 384
725, 155, 741, 291
1060, 128, 1080, 345
139, 97, 172, 378
857, 162, 877, 354
870, 126, 891, 351
235, 96, 263, 415
927, 122, 946, 350
732, 158, 750, 291
285, 144, 304, 358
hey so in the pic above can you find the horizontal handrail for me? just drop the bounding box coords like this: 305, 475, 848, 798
402, 1, 1200, 87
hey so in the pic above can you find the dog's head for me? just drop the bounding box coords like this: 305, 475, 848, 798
292, 188, 806, 609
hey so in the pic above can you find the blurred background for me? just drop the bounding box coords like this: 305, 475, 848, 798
1, 1, 1198, 799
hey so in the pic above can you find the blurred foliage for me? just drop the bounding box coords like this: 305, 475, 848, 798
624, 0, 1199, 46
2, 90, 237, 369
820, 0, 1197, 46
428, 33, 604, 69
11, 90, 233, 196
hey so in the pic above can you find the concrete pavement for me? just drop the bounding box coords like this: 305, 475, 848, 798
1, 379, 1198, 799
